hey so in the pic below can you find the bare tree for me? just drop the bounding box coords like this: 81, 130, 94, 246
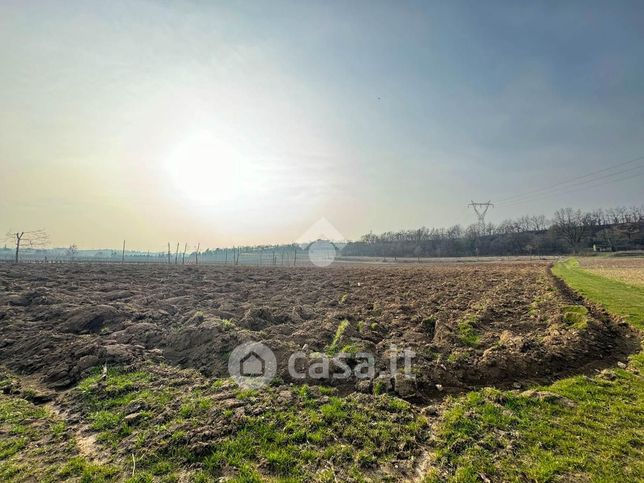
530, 215, 548, 231
6, 230, 48, 263
552, 208, 592, 253
66, 244, 79, 261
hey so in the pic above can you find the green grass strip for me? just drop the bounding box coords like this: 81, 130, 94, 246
552, 258, 644, 329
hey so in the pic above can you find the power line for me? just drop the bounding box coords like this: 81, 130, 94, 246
498, 162, 644, 207
497, 154, 644, 203
501, 168, 644, 209
496, 154, 644, 205
500, 164, 644, 207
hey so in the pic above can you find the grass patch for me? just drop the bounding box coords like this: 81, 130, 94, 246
427, 359, 644, 482
562, 305, 589, 329
202, 392, 427, 480
90, 410, 122, 431
457, 316, 480, 347
179, 396, 213, 417
0, 391, 89, 481
373, 379, 388, 395
320, 397, 347, 421
338, 343, 362, 356
57, 456, 119, 481
66, 364, 429, 481
235, 389, 258, 400
0, 438, 27, 459
326, 319, 350, 355
447, 351, 469, 364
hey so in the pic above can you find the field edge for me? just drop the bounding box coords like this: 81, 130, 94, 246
422, 258, 644, 482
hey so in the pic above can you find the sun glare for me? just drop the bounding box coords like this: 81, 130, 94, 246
163, 130, 263, 208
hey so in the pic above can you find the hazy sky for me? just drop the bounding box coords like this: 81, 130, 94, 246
1, 1, 643, 249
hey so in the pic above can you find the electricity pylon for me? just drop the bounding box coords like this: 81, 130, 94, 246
468, 201, 494, 228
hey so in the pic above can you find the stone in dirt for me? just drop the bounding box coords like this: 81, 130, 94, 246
123, 412, 143, 424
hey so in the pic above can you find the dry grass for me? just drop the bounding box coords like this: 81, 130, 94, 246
578, 257, 644, 287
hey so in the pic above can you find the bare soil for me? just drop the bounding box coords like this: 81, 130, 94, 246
0, 262, 638, 399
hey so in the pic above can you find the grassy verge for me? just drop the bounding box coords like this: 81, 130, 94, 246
552, 258, 644, 329
425, 258, 644, 482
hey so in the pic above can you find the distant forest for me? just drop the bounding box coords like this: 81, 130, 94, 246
342, 206, 644, 258
3, 205, 643, 263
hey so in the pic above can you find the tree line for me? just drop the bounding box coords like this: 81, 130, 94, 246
4, 205, 643, 263
343, 206, 644, 258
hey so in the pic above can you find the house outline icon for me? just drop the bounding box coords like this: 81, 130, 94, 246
240, 351, 265, 377
228, 341, 276, 389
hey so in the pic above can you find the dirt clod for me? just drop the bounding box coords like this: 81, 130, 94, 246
64, 305, 124, 334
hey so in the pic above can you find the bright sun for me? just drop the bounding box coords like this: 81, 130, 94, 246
163, 130, 263, 208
